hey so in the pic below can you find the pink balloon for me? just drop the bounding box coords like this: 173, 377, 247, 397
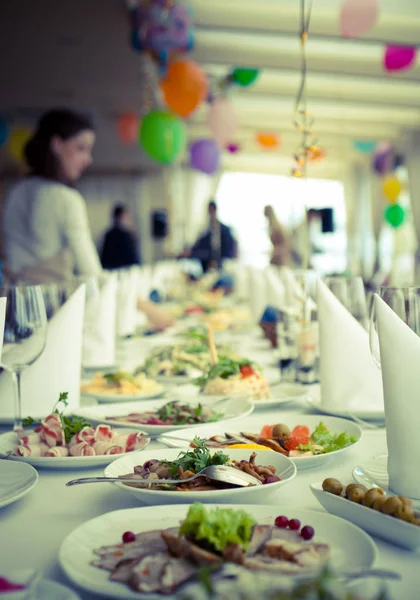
384, 45, 417, 72
207, 98, 237, 147
339, 0, 378, 38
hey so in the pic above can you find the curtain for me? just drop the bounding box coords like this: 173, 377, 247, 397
342, 165, 360, 275
406, 132, 420, 283
370, 172, 384, 277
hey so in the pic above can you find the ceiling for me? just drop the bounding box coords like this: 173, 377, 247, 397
0, 0, 419, 177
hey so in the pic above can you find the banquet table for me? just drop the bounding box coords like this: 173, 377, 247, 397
1, 401, 419, 600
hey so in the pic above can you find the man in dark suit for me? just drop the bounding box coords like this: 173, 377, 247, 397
191, 201, 236, 272
100, 204, 141, 270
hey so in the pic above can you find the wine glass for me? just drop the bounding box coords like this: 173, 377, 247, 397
369, 286, 420, 368
324, 275, 368, 329
0, 285, 48, 430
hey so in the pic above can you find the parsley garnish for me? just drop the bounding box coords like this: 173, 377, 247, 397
194, 356, 255, 388
165, 437, 229, 478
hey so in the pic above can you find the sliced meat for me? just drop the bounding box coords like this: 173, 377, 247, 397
244, 555, 307, 573
162, 531, 221, 566
265, 539, 330, 568
160, 557, 198, 593
223, 543, 244, 564
130, 552, 169, 593
94, 528, 178, 557
246, 525, 273, 557
44, 446, 69, 457
109, 558, 140, 583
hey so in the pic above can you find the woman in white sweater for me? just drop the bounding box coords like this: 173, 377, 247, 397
3, 108, 173, 329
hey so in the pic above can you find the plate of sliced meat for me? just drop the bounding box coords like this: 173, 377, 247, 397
59, 502, 377, 599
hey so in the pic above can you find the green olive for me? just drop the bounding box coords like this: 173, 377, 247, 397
272, 424, 291, 439
395, 504, 414, 523
362, 488, 384, 508
322, 478, 343, 496
372, 496, 387, 512
347, 487, 366, 504
345, 483, 367, 499
382, 496, 403, 516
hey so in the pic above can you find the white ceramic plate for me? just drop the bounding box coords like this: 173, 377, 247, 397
0, 431, 150, 470
159, 415, 362, 471
311, 482, 420, 550
104, 447, 296, 505
0, 461, 38, 508
73, 396, 254, 435
306, 390, 385, 421
80, 386, 165, 403
59, 503, 377, 600
252, 382, 309, 408
0, 571, 80, 600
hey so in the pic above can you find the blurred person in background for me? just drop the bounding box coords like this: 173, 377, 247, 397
100, 203, 141, 270
2, 108, 172, 329
264, 205, 291, 267
191, 200, 236, 272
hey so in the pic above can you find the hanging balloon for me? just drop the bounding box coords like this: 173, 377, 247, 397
226, 143, 240, 154
131, 0, 194, 71
207, 98, 237, 147
117, 112, 139, 144
231, 68, 260, 87
384, 45, 417, 72
385, 204, 405, 228
383, 175, 402, 203
256, 132, 280, 149
189, 138, 221, 175
0, 117, 8, 147
139, 110, 186, 164
160, 59, 208, 118
339, 0, 378, 38
353, 140, 377, 154
7, 126, 32, 162
372, 142, 394, 175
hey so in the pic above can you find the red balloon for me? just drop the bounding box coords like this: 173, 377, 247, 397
339, 0, 378, 38
384, 46, 417, 72
117, 113, 139, 144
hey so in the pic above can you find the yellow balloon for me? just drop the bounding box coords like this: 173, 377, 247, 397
383, 175, 402, 203
7, 127, 32, 162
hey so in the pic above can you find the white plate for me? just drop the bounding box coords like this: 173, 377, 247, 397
252, 382, 309, 408
80, 386, 165, 403
104, 447, 296, 505
159, 415, 362, 471
59, 503, 377, 600
0, 461, 38, 508
311, 482, 420, 550
306, 391, 385, 421
73, 396, 254, 435
0, 431, 150, 470
0, 571, 80, 600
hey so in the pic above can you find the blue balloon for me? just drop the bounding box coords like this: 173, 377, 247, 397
353, 140, 377, 154
0, 117, 8, 147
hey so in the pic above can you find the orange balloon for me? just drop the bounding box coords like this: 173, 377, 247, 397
160, 59, 209, 118
117, 112, 139, 144
256, 133, 280, 149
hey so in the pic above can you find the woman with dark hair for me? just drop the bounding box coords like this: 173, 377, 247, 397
3, 108, 102, 283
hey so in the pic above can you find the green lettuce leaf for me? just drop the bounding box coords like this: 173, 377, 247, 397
298, 421, 357, 454
179, 503, 255, 553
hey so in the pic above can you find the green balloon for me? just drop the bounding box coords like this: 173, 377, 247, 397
139, 110, 186, 164
231, 68, 260, 87
385, 204, 405, 228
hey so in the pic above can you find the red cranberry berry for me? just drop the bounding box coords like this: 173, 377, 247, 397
288, 518, 301, 531
122, 531, 136, 543
274, 515, 289, 528
301, 525, 315, 541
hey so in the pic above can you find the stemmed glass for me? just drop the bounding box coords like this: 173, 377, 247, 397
0, 285, 48, 430
324, 276, 368, 329
369, 286, 420, 368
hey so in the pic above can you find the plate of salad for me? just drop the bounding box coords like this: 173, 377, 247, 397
80, 371, 165, 403
73, 397, 254, 435
159, 415, 362, 470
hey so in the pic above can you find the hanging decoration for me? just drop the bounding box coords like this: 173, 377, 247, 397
385, 204, 405, 228
189, 138, 221, 174
382, 175, 402, 204
256, 132, 280, 149
353, 140, 377, 154
139, 110, 186, 164
7, 126, 32, 162
0, 116, 8, 147
384, 45, 417, 72
207, 97, 238, 147
117, 112, 139, 144
226, 143, 240, 154
129, 0, 194, 72
160, 58, 208, 118
231, 68, 260, 87
372, 142, 395, 175
339, 0, 378, 38
291, 0, 324, 179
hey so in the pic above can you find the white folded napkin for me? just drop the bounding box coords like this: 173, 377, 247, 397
375, 294, 420, 498
0, 285, 86, 419
116, 268, 138, 337
317, 280, 383, 413
0, 297, 6, 362
82, 274, 117, 368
